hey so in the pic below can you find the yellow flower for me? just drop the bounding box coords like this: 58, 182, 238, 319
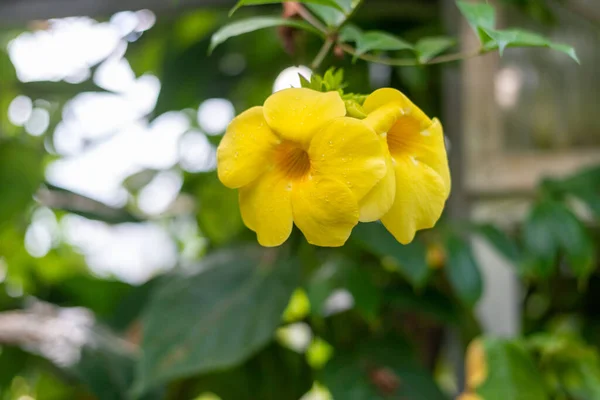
360, 88, 451, 244
217, 88, 386, 247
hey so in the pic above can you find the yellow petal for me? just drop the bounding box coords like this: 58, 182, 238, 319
291, 177, 359, 247
457, 393, 483, 400
358, 150, 396, 222
217, 106, 280, 189
381, 155, 448, 244
466, 339, 488, 390
389, 117, 450, 194
239, 169, 293, 247
310, 117, 386, 202
263, 88, 346, 148
363, 88, 432, 132
362, 102, 402, 135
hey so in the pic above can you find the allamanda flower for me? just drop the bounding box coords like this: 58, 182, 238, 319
217, 88, 386, 247
359, 88, 451, 244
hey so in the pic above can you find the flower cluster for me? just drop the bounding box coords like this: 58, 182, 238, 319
217, 87, 450, 247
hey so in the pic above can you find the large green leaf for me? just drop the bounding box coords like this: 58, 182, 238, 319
522, 200, 594, 280
474, 224, 519, 264
415, 37, 456, 63
483, 28, 579, 63
0, 140, 44, 228
210, 17, 322, 53
476, 338, 549, 400
354, 31, 414, 57
190, 344, 312, 400
456, 1, 496, 44
135, 247, 300, 393
322, 339, 448, 400
352, 222, 429, 288
445, 235, 482, 307
230, 0, 345, 16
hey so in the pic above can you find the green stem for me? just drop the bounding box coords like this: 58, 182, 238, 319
311, 38, 334, 69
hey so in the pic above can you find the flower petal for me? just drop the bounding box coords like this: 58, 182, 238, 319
263, 88, 346, 148
239, 169, 293, 247
310, 117, 386, 202
291, 177, 359, 247
363, 87, 431, 132
388, 117, 451, 195
381, 155, 448, 244
217, 106, 280, 189
358, 150, 396, 222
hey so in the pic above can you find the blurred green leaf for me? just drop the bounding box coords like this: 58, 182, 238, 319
193, 172, 244, 245
475, 224, 519, 264
476, 337, 549, 400
322, 338, 447, 400
190, 344, 312, 400
523, 200, 594, 280
415, 37, 456, 63
484, 29, 579, 63
210, 17, 323, 53
354, 31, 414, 57
136, 247, 300, 393
346, 264, 381, 321
352, 222, 429, 288
445, 235, 482, 307
307, 0, 354, 27
230, 0, 345, 16
0, 140, 44, 228
387, 287, 460, 326
456, 1, 496, 45
339, 24, 363, 43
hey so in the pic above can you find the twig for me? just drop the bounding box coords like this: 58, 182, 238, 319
312, 37, 334, 69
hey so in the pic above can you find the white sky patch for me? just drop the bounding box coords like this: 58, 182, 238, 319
273, 65, 312, 92
179, 131, 217, 173
8, 17, 122, 82
8, 95, 32, 126
62, 215, 177, 284
197, 98, 235, 135
138, 170, 183, 215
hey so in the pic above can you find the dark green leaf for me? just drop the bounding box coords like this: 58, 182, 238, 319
475, 224, 519, 264
322, 339, 447, 400
456, 1, 496, 44
0, 140, 44, 228
354, 31, 414, 57
352, 222, 429, 288
346, 264, 381, 320
210, 17, 322, 53
387, 287, 460, 325
476, 337, 549, 400
190, 344, 312, 400
445, 235, 482, 307
136, 247, 300, 393
484, 28, 579, 63
230, 0, 345, 16
523, 200, 594, 280
415, 37, 456, 63
339, 24, 363, 44
307, 0, 355, 27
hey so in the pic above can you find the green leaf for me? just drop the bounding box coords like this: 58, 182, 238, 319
456, 1, 496, 44
210, 17, 322, 53
474, 224, 519, 264
230, 0, 345, 16
352, 222, 429, 288
523, 200, 594, 280
415, 37, 456, 63
191, 344, 312, 400
339, 24, 363, 44
136, 247, 300, 393
484, 28, 579, 63
476, 337, 549, 400
322, 339, 447, 400
354, 31, 414, 57
445, 235, 482, 307
0, 140, 44, 229
387, 287, 460, 325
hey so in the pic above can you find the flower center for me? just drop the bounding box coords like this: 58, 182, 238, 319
386, 115, 421, 156
275, 141, 311, 180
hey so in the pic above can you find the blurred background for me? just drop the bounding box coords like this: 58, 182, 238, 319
1, 0, 600, 399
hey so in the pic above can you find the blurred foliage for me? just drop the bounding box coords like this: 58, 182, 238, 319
0, 0, 597, 400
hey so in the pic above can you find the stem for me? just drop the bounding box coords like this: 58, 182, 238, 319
295, 4, 328, 34
337, 43, 483, 67
311, 38, 334, 69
